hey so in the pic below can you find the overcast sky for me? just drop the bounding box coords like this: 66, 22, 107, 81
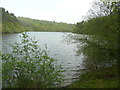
0, 0, 95, 24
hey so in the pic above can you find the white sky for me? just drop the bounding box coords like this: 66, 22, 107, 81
0, 0, 95, 24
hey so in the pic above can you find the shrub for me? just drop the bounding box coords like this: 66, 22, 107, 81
2, 32, 64, 88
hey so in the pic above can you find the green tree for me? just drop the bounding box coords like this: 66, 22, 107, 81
70, 1, 119, 71
2, 33, 64, 88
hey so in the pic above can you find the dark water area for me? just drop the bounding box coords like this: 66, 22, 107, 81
1, 32, 84, 86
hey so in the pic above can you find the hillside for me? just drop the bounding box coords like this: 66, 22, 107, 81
17, 17, 74, 32
2, 8, 24, 33
2, 8, 75, 33
67, 1, 119, 88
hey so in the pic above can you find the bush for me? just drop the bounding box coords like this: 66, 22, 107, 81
2, 33, 64, 88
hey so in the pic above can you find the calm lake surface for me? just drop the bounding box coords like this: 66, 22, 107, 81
1, 32, 84, 86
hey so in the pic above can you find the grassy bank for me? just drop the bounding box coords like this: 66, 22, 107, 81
68, 65, 118, 88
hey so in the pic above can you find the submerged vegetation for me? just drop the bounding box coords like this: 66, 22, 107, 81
2, 33, 64, 88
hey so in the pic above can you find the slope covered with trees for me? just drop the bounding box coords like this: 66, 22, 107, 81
71, 1, 119, 71
17, 17, 74, 32
68, 1, 119, 88
2, 8, 75, 33
2, 8, 24, 33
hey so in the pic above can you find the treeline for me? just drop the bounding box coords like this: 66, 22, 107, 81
72, 1, 119, 70
2, 8, 75, 33
68, 1, 119, 88
17, 17, 74, 32
2, 8, 24, 33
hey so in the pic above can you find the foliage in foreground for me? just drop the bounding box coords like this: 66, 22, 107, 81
2, 33, 64, 88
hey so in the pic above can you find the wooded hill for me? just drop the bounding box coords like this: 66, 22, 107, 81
17, 17, 74, 32
2, 8, 75, 33
68, 1, 119, 88
2, 8, 24, 33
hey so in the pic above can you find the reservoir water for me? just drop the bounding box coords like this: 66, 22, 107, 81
1, 32, 84, 86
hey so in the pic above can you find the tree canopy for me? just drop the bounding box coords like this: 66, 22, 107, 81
71, 1, 119, 70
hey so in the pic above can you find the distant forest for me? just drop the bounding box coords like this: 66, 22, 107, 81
2, 8, 75, 33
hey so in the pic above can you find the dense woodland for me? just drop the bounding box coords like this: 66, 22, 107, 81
68, 1, 119, 88
2, 8, 75, 33
72, 1, 119, 70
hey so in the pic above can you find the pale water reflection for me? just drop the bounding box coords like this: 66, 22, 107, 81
2, 32, 84, 86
